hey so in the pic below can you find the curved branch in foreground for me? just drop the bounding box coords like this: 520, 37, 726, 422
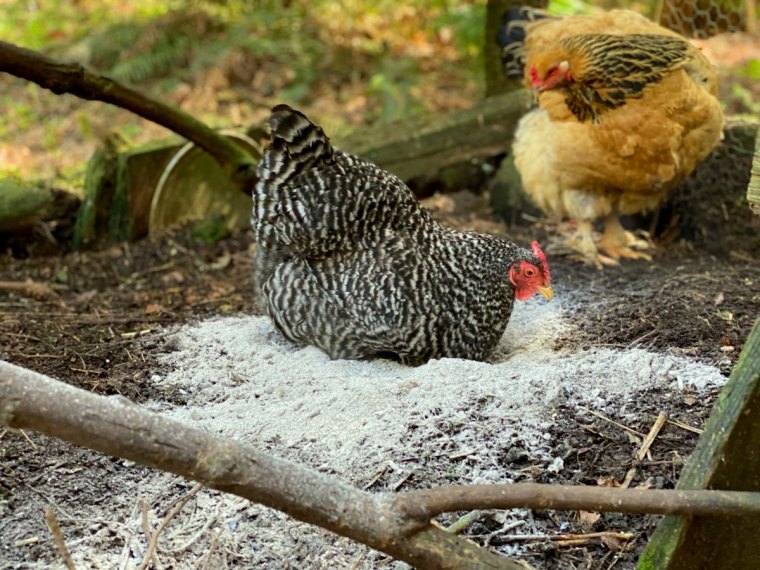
0, 41, 257, 189
0, 360, 520, 570
3, 361, 760, 569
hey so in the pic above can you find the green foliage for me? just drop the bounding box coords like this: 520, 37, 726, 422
738, 59, 760, 82
191, 212, 231, 244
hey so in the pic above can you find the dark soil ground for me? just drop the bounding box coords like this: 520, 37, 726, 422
1, 178, 758, 569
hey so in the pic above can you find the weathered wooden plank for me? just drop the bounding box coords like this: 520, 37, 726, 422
639, 318, 760, 569
337, 90, 530, 182
748, 123, 760, 214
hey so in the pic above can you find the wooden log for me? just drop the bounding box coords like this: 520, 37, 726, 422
337, 90, 531, 183
639, 318, 760, 569
0, 177, 80, 234
75, 91, 530, 245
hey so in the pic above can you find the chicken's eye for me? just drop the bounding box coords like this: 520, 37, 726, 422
524, 267, 536, 277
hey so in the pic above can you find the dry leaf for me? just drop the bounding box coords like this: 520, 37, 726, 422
637, 477, 656, 489
601, 534, 625, 551
597, 476, 621, 488
160, 270, 185, 285
144, 303, 164, 315
683, 394, 697, 406
579, 510, 601, 525
210, 252, 232, 270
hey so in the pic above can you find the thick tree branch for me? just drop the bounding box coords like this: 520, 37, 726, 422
0, 41, 256, 189
0, 360, 520, 570
4, 360, 760, 568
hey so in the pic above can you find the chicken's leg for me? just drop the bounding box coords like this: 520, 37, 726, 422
560, 219, 616, 267
597, 211, 653, 261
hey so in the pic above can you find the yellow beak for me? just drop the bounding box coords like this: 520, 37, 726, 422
537, 285, 554, 301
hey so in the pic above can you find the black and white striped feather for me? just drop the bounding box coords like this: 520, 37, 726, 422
252, 105, 541, 364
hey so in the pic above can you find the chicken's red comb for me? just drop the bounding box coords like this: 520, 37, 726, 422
529, 66, 541, 88
531, 241, 550, 283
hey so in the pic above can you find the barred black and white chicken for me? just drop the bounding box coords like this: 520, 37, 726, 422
251, 105, 553, 364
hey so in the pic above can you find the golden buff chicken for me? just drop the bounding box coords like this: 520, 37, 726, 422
498, 7, 724, 265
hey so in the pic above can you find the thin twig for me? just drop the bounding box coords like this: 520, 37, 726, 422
0, 280, 65, 301
137, 484, 203, 570
402, 483, 760, 520
44, 506, 77, 570
484, 520, 526, 547
446, 510, 486, 534
19, 429, 38, 449
139, 499, 162, 570
622, 411, 669, 488
666, 418, 703, 435
637, 411, 668, 462
349, 551, 366, 570
625, 329, 658, 349
198, 532, 221, 570
579, 407, 646, 438
391, 469, 415, 492
499, 531, 635, 544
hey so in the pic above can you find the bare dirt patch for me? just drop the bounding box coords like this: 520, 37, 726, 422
1, 192, 758, 569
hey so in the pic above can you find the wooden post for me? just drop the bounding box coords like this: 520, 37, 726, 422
747, 124, 760, 214
484, 0, 547, 97
482, 0, 546, 223
640, 318, 760, 568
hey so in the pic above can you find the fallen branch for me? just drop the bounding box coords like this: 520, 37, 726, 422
4, 361, 760, 569
0, 360, 520, 570
0, 41, 256, 189
0, 280, 64, 302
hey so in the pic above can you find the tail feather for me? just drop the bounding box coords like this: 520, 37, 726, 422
257, 104, 334, 190
496, 6, 550, 79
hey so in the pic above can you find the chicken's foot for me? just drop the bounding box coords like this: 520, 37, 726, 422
597, 212, 654, 261
558, 219, 618, 268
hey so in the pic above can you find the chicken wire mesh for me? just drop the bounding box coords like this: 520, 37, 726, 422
656, 0, 754, 38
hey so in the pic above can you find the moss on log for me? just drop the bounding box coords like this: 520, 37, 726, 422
0, 177, 80, 234
0, 178, 52, 232
639, 318, 760, 569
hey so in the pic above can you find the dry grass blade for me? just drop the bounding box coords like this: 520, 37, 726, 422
140, 499, 162, 570
580, 407, 647, 438
44, 506, 77, 570
137, 483, 203, 570
500, 531, 636, 544
666, 418, 704, 434
622, 411, 669, 488
445, 510, 486, 534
